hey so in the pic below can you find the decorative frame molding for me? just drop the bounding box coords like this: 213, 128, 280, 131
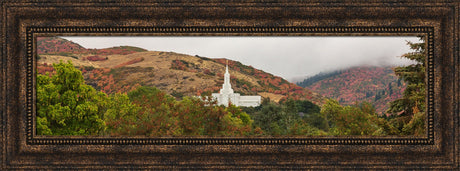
2, 0, 459, 169
27, 26, 434, 145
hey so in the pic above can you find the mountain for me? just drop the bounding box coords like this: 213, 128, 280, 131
297, 66, 406, 115
37, 37, 323, 104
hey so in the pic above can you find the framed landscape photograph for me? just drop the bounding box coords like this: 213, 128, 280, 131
35, 36, 426, 138
1, 0, 459, 170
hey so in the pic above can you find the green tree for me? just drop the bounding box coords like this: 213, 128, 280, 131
252, 102, 284, 135
250, 99, 323, 136
293, 100, 327, 131
387, 37, 426, 136
295, 100, 321, 115
302, 112, 328, 131
288, 121, 327, 136
321, 99, 383, 136
320, 99, 343, 131
220, 104, 256, 136
279, 99, 301, 134
103, 93, 141, 135
37, 61, 108, 135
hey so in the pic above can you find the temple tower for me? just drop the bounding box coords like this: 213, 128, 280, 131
211, 60, 261, 107
220, 64, 234, 94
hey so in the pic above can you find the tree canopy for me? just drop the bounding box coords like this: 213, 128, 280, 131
37, 61, 108, 135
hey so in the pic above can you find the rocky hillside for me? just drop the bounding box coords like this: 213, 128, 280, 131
297, 66, 406, 115
37, 37, 323, 104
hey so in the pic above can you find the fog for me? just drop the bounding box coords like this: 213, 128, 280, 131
61, 36, 422, 81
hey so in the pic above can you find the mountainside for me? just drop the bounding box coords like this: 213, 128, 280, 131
297, 66, 406, 115
37, 37, 323, 104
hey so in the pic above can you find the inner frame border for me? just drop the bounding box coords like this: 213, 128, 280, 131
26, 26, 435, 145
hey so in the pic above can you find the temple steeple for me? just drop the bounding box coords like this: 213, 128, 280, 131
220, 61, 234, 94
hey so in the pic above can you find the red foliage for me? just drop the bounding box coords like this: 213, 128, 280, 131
170, 60, 189, 71
84, 67, 141, 95
37, 37, 85, 54
306, 66, 406, 114
37, 64, 55, 75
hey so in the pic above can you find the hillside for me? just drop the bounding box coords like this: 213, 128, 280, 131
297, 66, 406, 115
37, 37, 323, 104
37, 37, 147, 55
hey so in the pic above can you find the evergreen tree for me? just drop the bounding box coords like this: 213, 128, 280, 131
386, 37, 426, 136
250, 99, 324, 136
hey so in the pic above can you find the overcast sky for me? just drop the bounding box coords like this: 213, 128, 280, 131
61, 36, 422, 81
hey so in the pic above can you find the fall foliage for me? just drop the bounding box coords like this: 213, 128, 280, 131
35, 37, 426, 137
37, 61, 261, 136
299, 66, 406, 115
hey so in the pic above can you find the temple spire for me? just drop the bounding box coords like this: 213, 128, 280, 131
225, 61, 229, 75
220, 60, 233, 94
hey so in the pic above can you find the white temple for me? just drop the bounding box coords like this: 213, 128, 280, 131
212, 64, 261, 107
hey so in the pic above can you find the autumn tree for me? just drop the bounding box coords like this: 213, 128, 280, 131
119, 86, 180, 136
103, 93, 141, 135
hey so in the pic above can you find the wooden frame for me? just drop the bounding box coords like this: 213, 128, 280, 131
1, 0, 458, 169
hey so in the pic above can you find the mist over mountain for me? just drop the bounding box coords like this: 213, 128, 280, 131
61, 36, 421, 80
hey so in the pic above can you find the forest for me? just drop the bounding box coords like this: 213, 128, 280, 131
36, 38, 426, 137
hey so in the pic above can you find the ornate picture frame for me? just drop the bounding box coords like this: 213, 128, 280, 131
1, 0, 458, 169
